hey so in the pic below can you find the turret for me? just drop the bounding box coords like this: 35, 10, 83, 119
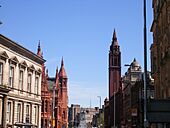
59, 57, 67, 79
37, 41, 42, 57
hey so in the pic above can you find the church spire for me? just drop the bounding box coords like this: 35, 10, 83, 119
113, 29, 117, 41
37, 40, 42, 57
112, 29, 119, 46
59, 57, 67, 78
61, 57, 64, 66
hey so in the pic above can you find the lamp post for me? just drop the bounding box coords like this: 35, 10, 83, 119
97, 96, 101, 109
143, 0, 148, 127
114, 92, 116, 128
0, 5, 2, 25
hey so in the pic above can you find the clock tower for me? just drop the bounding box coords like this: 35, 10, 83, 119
109, 29, 121, 99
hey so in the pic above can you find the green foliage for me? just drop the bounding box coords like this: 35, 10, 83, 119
97, 112, 104, 128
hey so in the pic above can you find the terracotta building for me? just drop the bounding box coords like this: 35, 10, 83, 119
104, 30, 123, 128
38, 42, 68, 128
150, 0, 170, 99
55, 58, 68, 128
38, 43, 53, 128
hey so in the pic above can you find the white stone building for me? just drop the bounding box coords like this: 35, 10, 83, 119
0, 34, 45, 128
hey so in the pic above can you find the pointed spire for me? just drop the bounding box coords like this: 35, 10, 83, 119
59, 57, 67, 78
56, 66, 58, 73
133, 58, 136, 62
112, 29, 119, 46
113, 29, 117, 41
37, 40, 42, 57
61, 57, 64, 67
46, 69, 48, 77
55, 66, 58, 78
55, 66, 59, 89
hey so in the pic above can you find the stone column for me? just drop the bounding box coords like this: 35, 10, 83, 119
2, 95, 7, 128
36, 105, 41, 128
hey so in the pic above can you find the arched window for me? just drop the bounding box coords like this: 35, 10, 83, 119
45, 100, 48, 112
62, 111, 65, 119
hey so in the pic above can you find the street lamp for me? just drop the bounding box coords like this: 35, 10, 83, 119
97, 96, 101, 109
113, 92, 117, 128
143, 0, 148, 127
0, 5, 2, 25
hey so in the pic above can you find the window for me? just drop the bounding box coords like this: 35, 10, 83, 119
6, 102, 11, 123
45, 100, 48, 112
19, 70, 24, 92
0, 63, 3, 85
9, 66, 14, 87
34, 106, 37, 124
35, 77, 39, 95
27, 74, 32, 95
26, 105, 30, 117
17, 103, 21, 122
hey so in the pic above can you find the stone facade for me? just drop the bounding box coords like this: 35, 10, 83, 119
150, 0, 170, 99
0, 34, 45, 128
122, 58, 142, 127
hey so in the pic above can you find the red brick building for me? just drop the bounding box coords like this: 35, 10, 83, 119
104, 30, 123, 128
38, 42, 68, 128
55, 58, 68, 128
37, 42, 53, 128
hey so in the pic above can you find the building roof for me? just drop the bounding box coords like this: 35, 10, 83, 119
0, 34, 45, 65
131, 58, 140, 68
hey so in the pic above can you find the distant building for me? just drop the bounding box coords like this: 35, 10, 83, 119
78, 108, 99, 128
104, 98, 109, 128
68, 104, 80, 127
122, 58, 142, 127
68, 106, 99, 128
92, 106, 104, 128
0, 34, 45, 128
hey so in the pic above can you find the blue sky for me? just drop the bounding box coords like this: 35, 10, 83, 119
0, 0, 153, 107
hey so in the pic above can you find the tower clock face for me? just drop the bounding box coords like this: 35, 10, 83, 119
113, 49, 119, 55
